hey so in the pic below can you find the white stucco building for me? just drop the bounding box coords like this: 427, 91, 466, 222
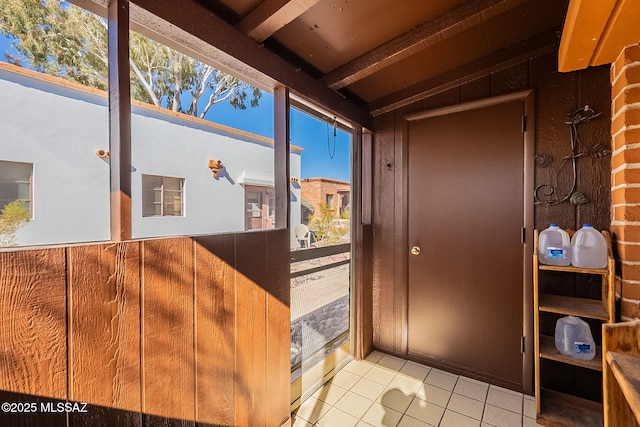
0, 62, 302, 247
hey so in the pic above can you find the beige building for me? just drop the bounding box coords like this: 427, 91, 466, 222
300, 177, 350, 220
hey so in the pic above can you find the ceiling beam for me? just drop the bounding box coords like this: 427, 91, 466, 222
237, 0, 321, 42
368, 29, 559, 116
557, 0, 616, 72
321, 0, 528, 90
129, 0, 372, 128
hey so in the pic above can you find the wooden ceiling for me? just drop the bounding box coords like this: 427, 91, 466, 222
195, 0, 569, 115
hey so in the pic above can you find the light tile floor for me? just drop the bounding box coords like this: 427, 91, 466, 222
292, 351, 537, 427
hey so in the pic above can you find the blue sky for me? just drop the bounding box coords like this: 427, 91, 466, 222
1, 33, 352, 182
207, 94, 352, 182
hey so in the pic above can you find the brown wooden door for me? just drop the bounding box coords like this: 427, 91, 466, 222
407, 99, 526, 390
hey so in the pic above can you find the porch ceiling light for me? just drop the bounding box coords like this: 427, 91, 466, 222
208, 159, 225, 178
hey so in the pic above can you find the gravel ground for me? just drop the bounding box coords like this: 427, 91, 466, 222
291, 295, 350, 366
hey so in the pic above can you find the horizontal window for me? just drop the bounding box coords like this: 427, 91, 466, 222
142, 175, 184, 217
0, 160, 32, 214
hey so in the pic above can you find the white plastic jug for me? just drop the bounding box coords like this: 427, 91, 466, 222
539, 224, 571, 266
554, 316, 596, 360
571, 224, 607, 268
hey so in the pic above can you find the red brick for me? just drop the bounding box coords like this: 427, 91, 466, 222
621, 263, 640, 281
611, 224, 640, 244
616, 240, 640, 259
612, 149, 640, 171
612, 108, 640, 133
300, 178, 350, 220
620, 299, 640, 319
613, 205, 640, 222
611, 45, 640, 81
613, 168, 640, 187
622, 281, 640, 300
612, 65, 640, 100
625, 44, 640, 58
611, 187, 640, 205
617, 243, 640, 260
613, 86, 640, 116
613, 127, 640, 151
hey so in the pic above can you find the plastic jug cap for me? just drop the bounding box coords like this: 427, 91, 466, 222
550, 224, 558, 227
583, 224, 592, 227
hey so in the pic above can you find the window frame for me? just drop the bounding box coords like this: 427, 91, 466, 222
141, 174, 185, 218
244, 185, 276, 231
0, 160, 33, 217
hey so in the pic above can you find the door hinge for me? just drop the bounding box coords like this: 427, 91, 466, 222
521, 336, 526, 353
521, 227, 526, 244
522, 116, 527, 133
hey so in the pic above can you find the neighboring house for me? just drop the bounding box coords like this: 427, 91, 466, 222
0, 62, 302, 247
300, 177, 350, 220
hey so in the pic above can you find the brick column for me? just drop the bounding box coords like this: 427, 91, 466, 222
611, 43, 640, 320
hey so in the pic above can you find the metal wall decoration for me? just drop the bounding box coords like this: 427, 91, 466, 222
534, 105, 611, 206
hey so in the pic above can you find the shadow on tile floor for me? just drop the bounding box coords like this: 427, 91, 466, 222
292, 351, 537, 427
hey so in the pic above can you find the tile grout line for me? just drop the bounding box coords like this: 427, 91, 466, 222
297, 353, 534, 427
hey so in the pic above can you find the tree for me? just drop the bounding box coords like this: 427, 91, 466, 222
0, 0, 261, 118
308, 203, 350, 245
0, 200, 30, 247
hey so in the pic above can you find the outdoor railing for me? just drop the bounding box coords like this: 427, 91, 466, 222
290, 243, 351, 377
290, 243, 351, 277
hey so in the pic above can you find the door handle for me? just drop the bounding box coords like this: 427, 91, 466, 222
410, 246, 421, 256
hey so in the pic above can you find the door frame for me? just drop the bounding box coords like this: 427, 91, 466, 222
402, 90, 535, 394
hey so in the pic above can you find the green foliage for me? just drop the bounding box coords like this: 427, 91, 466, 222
308, 203, 350, 245
0, 0, 261, 117
0, 200, 30, 247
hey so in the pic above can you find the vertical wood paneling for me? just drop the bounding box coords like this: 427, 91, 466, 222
577, 65, 612, 230
0, 249, 67, 397
0, 229, 292, 426
142, 238, 195, 426
265, 230, 291, 426
530, 53, 579, 230
372, 111, 398, 352
0, 249, 67, 426
235, 232, 267, 427
194, 235, 236, 427
360, 224, 374, 358
393, 104, 415, 355
68, 242, 141, 427
68, 243, 141, 406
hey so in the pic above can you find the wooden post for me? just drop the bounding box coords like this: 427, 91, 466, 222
274, 85, 290, 230
108, 0, 132, 241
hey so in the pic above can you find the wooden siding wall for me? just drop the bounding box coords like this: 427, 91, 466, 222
0, 230, 290, 427
371, 51, 612, 355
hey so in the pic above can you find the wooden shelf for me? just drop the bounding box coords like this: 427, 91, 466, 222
537, 388, 603, 427
539, 334, 602, 371
538, 264, 609, 275
603, 321, 640, 426
538, 293, 609, 321
534, 229, 615, 424
606, 351, 640, 423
